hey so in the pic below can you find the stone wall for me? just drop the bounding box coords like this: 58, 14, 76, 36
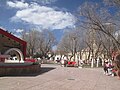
0, 64, 41, 76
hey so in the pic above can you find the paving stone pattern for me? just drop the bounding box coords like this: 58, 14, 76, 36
0, 64, 120, 90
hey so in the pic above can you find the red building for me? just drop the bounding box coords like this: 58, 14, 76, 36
0, 28, 27, 62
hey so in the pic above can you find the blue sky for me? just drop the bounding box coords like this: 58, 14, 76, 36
0, 0, 103, 41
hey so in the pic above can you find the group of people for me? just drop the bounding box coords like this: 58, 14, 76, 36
103, 60, 115, 76
103, 55, 120, 79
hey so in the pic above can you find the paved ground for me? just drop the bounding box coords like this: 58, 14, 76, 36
0, 64, 120, 90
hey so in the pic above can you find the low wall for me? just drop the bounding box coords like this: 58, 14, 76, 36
0, 64, 41, 76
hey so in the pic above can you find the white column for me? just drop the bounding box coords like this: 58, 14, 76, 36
91, 58, 94, 68
102, 59, 104, 66
96, 58, 99, 67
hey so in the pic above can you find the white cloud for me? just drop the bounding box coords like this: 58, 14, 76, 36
7, 1, 28, 9
7, 1, 76, 30
33, 0, 57, 5
16, 29, 24, 33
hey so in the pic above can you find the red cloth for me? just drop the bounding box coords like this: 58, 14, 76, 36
25, 59, 37, 62
68, 61, 76, 65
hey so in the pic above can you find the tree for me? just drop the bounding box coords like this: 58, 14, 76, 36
36, 30, 57, 59
57, 28, 85, 61
21, 29, 56, 59
104, 0, 120, 7
78, 2, 120, 53
21, 30, 40, 57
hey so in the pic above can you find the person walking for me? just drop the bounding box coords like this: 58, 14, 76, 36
103, 60, 109, 75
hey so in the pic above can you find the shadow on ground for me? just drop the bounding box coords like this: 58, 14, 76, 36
0, 67, 56, 77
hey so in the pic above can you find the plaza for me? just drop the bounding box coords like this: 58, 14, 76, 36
0, 64, 120, 90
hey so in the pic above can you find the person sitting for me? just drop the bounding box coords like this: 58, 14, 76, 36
111, 65, 117, 76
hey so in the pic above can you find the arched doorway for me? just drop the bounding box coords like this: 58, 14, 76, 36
4, 48, 24, 63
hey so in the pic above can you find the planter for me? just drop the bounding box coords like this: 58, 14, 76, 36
0, 63, 41, 76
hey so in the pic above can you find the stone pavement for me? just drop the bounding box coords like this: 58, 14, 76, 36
0, 64, 120, 90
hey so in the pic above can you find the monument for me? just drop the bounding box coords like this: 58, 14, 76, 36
0, 28, 40, 76
0, 28, 26, 63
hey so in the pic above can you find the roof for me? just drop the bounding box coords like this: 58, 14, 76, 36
0, 28, 26, 45
0, 28, 27, 57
